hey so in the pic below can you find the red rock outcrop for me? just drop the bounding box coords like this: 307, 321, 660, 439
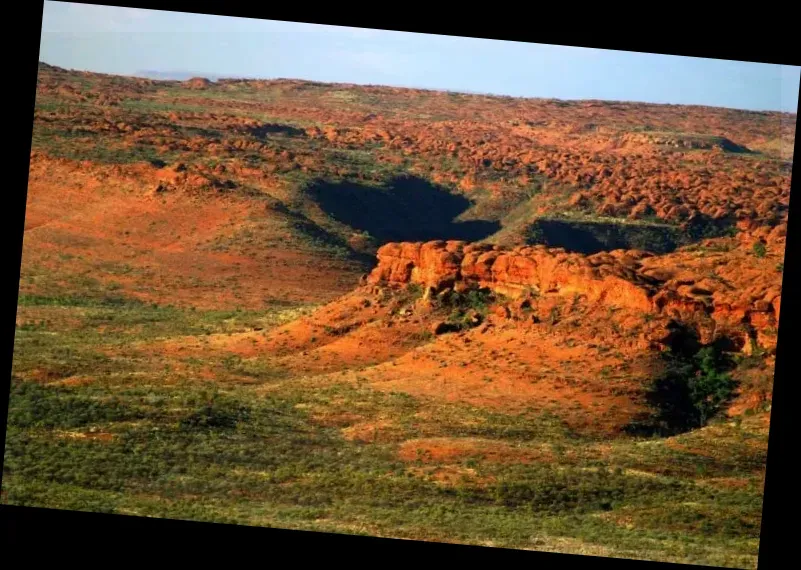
370, 240, 655, 312
367, 238, 782, 353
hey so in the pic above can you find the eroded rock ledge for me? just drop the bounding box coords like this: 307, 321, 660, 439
366, 239, 781, 353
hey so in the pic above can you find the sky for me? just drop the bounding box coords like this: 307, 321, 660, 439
39, 2, 801, 113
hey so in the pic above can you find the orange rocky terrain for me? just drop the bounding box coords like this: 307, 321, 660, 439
131, 224, 783, 435
6, 61, 793, 567
31, 62, 793, 234
22, 62, 791, 430
367, 228, 784, 355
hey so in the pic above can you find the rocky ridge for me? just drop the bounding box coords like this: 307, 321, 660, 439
366, 230, 784, 355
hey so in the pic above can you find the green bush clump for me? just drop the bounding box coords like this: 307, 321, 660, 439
441, 288, 495, 313
690, 347, 739, 425
489, 464, 682, 514
178, 391, 251, 431
7, 379, 147, 429
439, 288, 497, 330
406, 283, 423, 298
629, 345, 738, 436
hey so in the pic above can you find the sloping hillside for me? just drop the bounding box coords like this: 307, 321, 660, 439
4, 62, 791, 568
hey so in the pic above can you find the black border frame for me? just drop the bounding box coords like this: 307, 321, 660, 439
3, 2, 798, 568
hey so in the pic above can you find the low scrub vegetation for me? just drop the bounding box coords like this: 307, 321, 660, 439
628, 344, 738, 436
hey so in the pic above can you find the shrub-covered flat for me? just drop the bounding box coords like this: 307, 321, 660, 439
4, 292, 767, 568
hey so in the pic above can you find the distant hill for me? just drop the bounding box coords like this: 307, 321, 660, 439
134, 70, 223, 82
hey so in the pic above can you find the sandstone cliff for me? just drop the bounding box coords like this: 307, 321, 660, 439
367, 235, 783, 354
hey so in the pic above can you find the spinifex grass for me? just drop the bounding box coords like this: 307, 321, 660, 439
4, 293, 767, 568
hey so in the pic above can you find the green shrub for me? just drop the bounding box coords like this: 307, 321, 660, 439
178, 391, 251, 431
489, 464, 680, 514
406, 283, 423, 297
752, 242, 767, 258
6, 379, 147, 429
691, 347, 739, 426
630, 345, 738, 435
438, 288, 497, 331
437, 288, 494, 312
468, 289, 493, 310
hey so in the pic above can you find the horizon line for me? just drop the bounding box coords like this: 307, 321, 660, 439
39, 61, 799, 116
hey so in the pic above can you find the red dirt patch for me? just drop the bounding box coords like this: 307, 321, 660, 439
405, 465, 497, 487
341, 420, 403, 443
398, 437, 552, 464
358, 317, 649, 434
22, 157, 363, 310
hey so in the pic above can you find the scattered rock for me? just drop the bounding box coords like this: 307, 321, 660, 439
493, 305, 512, 319
149, 182, 169, 195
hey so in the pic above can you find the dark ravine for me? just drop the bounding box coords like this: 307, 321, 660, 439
306, 175, 500, 244
522, 216, 738, 255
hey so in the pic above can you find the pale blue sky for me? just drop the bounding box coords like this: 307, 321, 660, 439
39, 2, 800, 113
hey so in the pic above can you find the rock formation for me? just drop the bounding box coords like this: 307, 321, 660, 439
367, 237, 782, 354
